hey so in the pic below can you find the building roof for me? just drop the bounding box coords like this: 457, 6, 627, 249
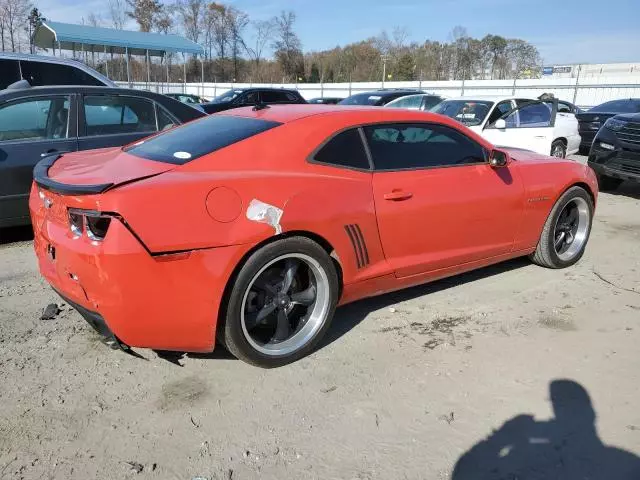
34, 21, 204, 57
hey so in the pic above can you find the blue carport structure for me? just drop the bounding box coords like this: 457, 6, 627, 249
33, 21, 204, 86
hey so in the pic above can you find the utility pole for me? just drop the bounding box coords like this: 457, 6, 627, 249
381, 55, 388, 88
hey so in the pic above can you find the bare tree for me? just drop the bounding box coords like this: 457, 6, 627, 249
155, 7, 173, 33
126, 0, 162, 32
272, 10, 303, 80
176, 0, 203, 43
226, 6, 248, 81
207, 2, 230, 75
108, 0, 126, 29
87, 12, 102, 27
1, 0, 31, 52
245, 19, 275, 77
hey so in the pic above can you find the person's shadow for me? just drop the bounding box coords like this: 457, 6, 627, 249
452, 380, 640, 480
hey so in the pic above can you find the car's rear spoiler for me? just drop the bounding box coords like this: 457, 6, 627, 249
33, 153, 113, 195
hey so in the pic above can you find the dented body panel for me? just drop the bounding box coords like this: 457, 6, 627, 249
30, 106, 598, 352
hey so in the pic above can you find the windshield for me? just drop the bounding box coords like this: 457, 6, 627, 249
209, 89, 244, 104
124, 116, 281, 164
432, 100, 494, 126
589, 99, 640, 113
339, 93, 384, 106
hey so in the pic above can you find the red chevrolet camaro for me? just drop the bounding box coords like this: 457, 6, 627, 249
30, 105, 598, 367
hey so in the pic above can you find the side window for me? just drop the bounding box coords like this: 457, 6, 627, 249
313, 129, 370, 170
83, 95, 157, 136
0, 96, 70, 142
244, 91, 259, 104
364, 123, 486, 171
487, 101, 513, 125
503, 102, 552, 128
156, 104, 178, 131
422, 96, 443, 110
20, 61, 104, 87
558, 102, 572, 113
0, 59, 21, 89
261, 91, 289, 103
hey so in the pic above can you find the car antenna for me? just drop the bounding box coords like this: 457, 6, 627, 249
252, 101, 270, 111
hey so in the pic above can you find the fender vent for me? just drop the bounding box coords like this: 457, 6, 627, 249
344, 224, 369, 269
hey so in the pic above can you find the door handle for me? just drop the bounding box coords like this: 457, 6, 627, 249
383, 190, 413, 201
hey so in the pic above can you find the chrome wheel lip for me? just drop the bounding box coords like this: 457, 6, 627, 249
553, 197, 590, 261
241, 253, 330, 357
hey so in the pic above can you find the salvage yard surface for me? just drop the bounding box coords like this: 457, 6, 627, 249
1, 156, 640, 480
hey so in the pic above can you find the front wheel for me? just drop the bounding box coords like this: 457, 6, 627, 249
221, 237, 339, 367
530, 186, 594, 269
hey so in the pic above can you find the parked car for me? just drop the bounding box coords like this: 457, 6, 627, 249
0, 52, 115, 90
576, 99, 640, 154
308, 97, 343, 104
0, 84, 205, 227
165, 93, 209, 104
432, 96, 581, 157
31, 104, 597, 367
588, 113, 640, 190
201, 88, 306, 114
384, 93, 445, 111
338, 89, 424, 106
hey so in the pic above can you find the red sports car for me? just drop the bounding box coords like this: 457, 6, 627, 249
30, 105, 598, 367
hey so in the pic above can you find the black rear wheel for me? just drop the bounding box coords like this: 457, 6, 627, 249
220, 237, 339, 368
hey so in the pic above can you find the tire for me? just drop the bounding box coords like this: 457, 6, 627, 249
530, 186, 594, 269
550, 140, 567, 158
597, 174, 622, 192
221, 236, 339, 367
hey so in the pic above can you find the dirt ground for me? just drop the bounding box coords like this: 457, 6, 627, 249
1, 156, 639, 480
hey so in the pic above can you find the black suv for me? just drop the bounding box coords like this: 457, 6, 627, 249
201, 88, 306, 114
576, 99, 640, 154
0, 85, 204, 227
588, 113, 640, 191
338, 89, 424, 106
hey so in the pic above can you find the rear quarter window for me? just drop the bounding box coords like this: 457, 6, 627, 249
124, 115, 281, 164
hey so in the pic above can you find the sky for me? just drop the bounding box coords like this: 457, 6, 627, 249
36, 0, 640, 65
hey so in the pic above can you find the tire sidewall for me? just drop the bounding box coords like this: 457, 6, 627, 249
222, 237, 339, 368
544, 187, 593, 268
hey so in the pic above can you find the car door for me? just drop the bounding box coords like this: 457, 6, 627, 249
0, 94, 78, 224
77, 94, 160, 150
482, 100, 557, 155
367, 122, 524, 277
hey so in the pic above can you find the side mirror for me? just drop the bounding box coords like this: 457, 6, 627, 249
489, 149, 510, 168
494, 118, 507, 130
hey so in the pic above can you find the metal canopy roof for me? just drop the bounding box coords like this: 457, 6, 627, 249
34, 21, 204, 57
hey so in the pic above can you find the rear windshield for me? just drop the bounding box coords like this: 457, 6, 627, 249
339, 93, 385, 106
124, 115, 281, 164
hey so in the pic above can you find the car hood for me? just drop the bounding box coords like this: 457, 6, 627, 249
39, 147, 175, 194
608, 112, 640, 122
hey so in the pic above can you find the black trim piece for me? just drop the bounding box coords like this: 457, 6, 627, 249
53, 288, 114, 338
353, 224, 369, 265
34, 153, 113, 195
344, 224, 362, 268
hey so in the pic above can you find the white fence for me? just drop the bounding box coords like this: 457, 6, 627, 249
117, 76, 640, 109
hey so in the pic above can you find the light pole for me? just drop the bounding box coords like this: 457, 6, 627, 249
381, 54, 388, 88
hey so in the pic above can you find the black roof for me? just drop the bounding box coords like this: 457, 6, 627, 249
0, 85, 170, 100
223, 87, 301, 94
352, 89, 425, 96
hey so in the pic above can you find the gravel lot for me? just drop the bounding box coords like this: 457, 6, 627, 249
1, 156, 639, 480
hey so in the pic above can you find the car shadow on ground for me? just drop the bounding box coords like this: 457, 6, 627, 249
319, 256, 531, 351
451, 379, 640, 479
0, 225, 33, 245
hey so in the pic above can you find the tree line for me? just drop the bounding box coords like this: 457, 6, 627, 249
0, 0, 543, 84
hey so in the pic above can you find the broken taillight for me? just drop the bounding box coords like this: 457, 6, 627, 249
67, 209, 112, 241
